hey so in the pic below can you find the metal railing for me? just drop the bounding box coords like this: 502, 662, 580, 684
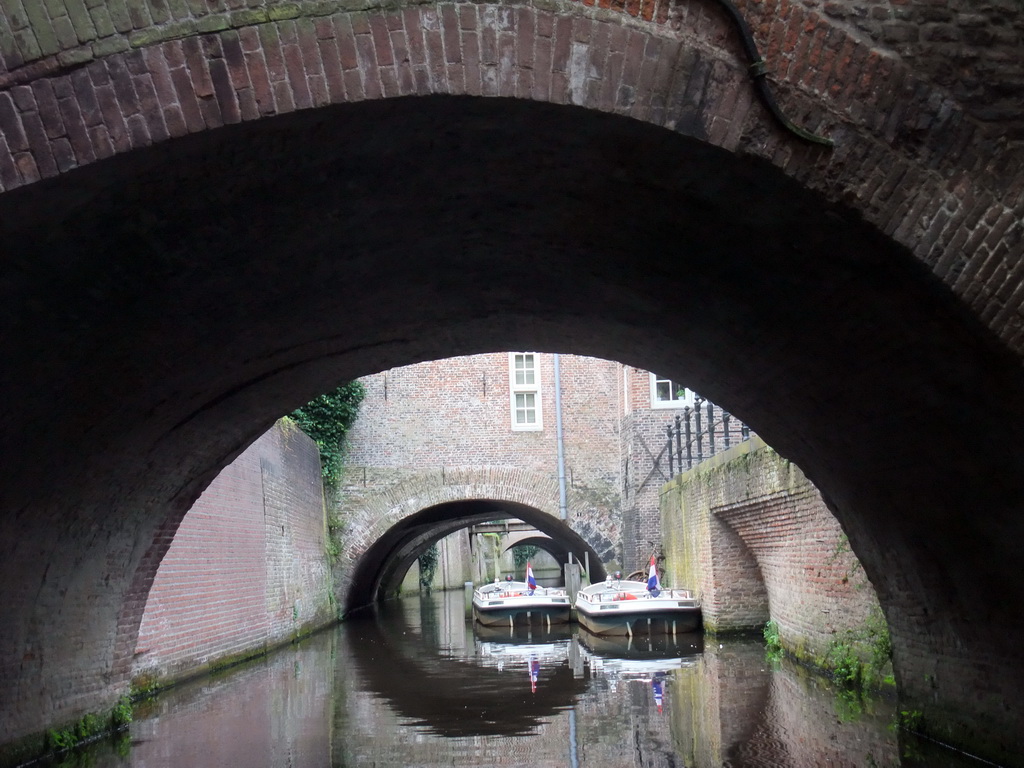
665, 397, 751, 477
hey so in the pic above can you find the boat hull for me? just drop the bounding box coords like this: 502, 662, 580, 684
472, 583, 571, 626
575, 603, 702, 636
473, 602, 572, 626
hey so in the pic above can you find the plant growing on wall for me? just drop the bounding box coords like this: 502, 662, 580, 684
290, 381, 366, 487
419, 543, 439, 590
763, 619, 783, 662
512, 544, 538, 571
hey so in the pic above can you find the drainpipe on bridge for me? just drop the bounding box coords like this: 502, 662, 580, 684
554, 353, 568, 521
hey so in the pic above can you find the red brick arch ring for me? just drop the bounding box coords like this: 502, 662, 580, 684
1, 2, 1024, 765
338, 467, 614, 605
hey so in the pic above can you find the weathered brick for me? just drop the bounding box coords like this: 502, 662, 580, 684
317, 36, 345, 102
55, 88, 96, 164
257, 23, 287, 83
167, 58, 206, 132
0, 90, 29, 151
351, 31, 378, 98
439, 4, 460, 64
0, 133, 21, 189
208, 57, 240, 123
282, 39, 313, 109
106, 55, 140, 116
460, 28, 480, 95
29, 79, 65, 139
18, 104, 59, 177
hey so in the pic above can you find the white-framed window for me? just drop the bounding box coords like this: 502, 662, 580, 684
650, 373, 694, 409
509, 352, 543, 430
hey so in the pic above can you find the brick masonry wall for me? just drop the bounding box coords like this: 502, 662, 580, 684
337, 353, 624, 573
1, 0, 1021, 135
662, 438, 883, 664
2, 0, 1023, 356
344, 352, 621, 492
132, 419, 334, 685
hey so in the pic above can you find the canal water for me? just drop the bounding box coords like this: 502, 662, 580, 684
49, 590, 990, 768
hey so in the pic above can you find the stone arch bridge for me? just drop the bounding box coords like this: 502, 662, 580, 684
336, 465, 613, 608
471, 521, 573, 567
1, 0, 1024, 763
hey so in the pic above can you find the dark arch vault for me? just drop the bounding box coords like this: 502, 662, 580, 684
1, 95, 1023, 762
346, 500, 606, 611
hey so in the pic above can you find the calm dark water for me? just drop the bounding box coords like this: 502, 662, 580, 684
48, 590, 991, 768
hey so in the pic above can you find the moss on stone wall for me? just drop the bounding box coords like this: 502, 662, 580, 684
662, 438, 891, 689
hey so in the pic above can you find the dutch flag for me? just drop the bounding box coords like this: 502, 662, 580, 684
647, 555, 660, 596
526, 561, 537, 594
652, 674, 664, 713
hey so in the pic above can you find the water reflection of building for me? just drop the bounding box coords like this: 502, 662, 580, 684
117, 590, 921, 768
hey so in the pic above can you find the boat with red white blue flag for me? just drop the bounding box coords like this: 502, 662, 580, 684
574, 557, 701, 636
472, 563, 572, 627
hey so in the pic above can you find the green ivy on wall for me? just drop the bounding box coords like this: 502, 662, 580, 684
419, 543, 439, 590
512, 544, 538, 571
289, 381, 365, 487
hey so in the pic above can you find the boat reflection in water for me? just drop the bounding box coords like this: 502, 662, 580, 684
576, 627, 703, 678
576, 626, 704, 663
574, 627, 703, 728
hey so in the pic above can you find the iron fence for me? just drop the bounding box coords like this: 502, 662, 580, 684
665, 397, 751, 477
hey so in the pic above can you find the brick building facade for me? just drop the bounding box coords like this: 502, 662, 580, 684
341, 352, 738, 573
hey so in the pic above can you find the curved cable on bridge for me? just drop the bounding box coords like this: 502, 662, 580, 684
707, 0, 835, 148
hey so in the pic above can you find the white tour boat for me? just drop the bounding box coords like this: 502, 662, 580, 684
575, 558, 701, 636
472, 563, 571, 628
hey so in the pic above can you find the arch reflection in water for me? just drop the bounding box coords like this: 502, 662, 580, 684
63, 590, 989, 767
345, 600, 587, 738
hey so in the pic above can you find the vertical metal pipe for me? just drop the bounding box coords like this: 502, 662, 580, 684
723, 412, 732, 449
554, 353, 568, 520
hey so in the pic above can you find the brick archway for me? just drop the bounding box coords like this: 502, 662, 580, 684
0, 1, 1021, 352
2, 1, 1024, 763
337, 466, 613, 607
